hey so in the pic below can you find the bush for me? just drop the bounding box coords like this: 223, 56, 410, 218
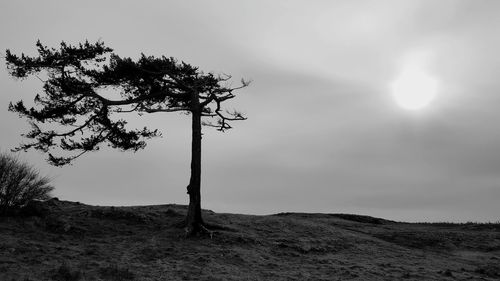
0, 152, 54, 215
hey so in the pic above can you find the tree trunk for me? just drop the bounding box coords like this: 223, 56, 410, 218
185, 91, 204, 235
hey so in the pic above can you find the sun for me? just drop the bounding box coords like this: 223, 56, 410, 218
391, 53, 438, 110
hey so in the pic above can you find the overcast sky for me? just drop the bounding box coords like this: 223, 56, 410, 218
1, 1, 500, 222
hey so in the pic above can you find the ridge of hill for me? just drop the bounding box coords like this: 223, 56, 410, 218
1, 199, 499, 280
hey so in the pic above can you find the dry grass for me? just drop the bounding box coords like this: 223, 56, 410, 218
1, 199, 499, 280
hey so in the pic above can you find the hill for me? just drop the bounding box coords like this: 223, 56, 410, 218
1, 199, 499, 280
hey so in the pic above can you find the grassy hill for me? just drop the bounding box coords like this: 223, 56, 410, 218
1, 198, 499, 280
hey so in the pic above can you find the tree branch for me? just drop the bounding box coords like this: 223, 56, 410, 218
144, 107, 188, 113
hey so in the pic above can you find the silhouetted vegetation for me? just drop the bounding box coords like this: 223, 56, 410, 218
0, 152, 53, 215
5, 40, 248, 234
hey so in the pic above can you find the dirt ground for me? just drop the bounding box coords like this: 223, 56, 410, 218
1, 199, 499, 280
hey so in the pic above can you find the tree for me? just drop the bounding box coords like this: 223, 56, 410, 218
5, 40, 248, 235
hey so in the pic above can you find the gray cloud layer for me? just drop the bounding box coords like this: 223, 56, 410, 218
1, 1, 499, 222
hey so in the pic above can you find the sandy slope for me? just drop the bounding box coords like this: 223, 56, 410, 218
0, 199, 499, 281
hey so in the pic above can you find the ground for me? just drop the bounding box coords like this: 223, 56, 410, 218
0, 199, 499, 281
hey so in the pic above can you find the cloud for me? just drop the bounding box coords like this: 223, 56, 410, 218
1, 1, 499, 222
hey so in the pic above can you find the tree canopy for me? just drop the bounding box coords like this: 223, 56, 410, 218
6, 40, 248, 166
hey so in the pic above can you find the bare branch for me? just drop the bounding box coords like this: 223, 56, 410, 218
113, 104, 141, 113
51, 114, 99, 137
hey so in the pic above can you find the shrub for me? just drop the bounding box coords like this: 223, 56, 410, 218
0, 152, 54, 215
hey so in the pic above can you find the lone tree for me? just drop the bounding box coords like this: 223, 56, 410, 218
5, 41, 248, 235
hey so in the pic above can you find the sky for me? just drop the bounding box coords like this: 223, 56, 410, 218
1, 1, 500, 222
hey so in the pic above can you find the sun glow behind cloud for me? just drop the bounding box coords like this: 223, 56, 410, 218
391, 51, 439, 110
